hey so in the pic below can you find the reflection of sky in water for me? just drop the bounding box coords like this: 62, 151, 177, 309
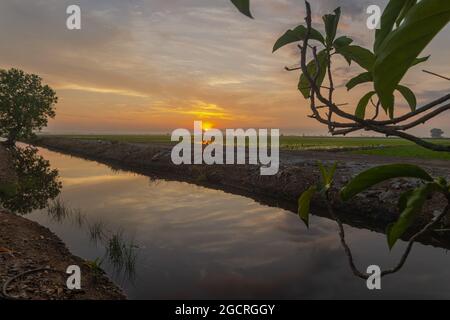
27, 148, 450, 299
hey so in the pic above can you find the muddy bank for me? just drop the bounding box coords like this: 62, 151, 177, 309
0, 211, 125, 300
33, 136, 450, 249
0, 145, 125, 300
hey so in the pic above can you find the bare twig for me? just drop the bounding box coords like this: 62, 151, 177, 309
423, 70, 450, 81
325, 191, 450, 280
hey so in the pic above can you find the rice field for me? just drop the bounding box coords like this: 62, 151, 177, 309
42, 135, 450, 160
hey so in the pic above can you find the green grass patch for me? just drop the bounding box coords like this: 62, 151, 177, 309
353, 145, 450, 161
279, 136, 414, 150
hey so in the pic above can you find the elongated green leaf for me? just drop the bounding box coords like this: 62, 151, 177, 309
412, 56, 430, 67
298, 50, 328, 99
396, 0, 417, 27
374, 0, 450, 115
397, 85, 417, 112
273, 25, 325, 52
388, 183, 440, 249
230, 0, 253, 18
298, 186, 317, 228
355, 91, 376, 119
318, 162, 337, 189
381, 93, 395, 119
323, 8, 341, 47
398, 189, 414, 213
346, 72, 373, 91
318, 162, 328, 185
374, 0, 406, 53
336, 45, 375, 71
327, 162, 338, 185
333, 36, 353, 50
340, 164, 433, 201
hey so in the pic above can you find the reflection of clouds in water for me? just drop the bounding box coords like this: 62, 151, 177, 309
62, 175, 136, 187
27, 148, 450, 299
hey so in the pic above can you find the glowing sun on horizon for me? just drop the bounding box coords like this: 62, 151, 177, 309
202, 121, 214, 132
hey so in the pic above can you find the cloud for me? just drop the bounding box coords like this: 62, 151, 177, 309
0, 0, 448, 136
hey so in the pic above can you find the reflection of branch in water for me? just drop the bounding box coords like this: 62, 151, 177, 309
325, 191, 450, 279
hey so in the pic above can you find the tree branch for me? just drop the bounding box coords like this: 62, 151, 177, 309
325, 191, 450, 280
298, 0, 450, 153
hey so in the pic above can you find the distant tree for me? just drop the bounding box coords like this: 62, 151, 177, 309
0, 68, 57, 146
431, 128, 444, 139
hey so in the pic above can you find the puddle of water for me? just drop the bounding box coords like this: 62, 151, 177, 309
26, 147, 450, 299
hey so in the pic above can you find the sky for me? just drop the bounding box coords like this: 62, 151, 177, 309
0, 0, 448, 136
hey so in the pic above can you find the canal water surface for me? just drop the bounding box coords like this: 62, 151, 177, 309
26, 147, 450, 299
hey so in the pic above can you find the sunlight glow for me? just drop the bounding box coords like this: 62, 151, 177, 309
202, 121, 214, 132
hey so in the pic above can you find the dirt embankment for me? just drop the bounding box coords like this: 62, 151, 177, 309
33, 137, 450, 250
0, 145, 125, 300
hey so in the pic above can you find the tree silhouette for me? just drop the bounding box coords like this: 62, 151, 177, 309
0, 69, 57, 146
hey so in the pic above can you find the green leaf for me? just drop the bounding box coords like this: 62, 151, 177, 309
327, 162, 338, 185
0, 183, 18, 198
340, 164, 433, 201
398, 189, 414, 213
412, 56, 430, 67
397, 85, 417, 112
318, 162, 328, 185
396, 0, 417, 27
346, 72, 373, 91
318, 162, 337, 189
336, 45, 375, 71
333, 36, 353, 50
355, 91, 376, 119
382, 93, 395, 119
374, 0, 450, 115
323, 7, 341, 47
298, 186, 317, 228
230, 0, 253, 18
387, 183, 440, 249
298, 50, 328, 99
273, 25, 325, 52
374, 0, 406, 53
